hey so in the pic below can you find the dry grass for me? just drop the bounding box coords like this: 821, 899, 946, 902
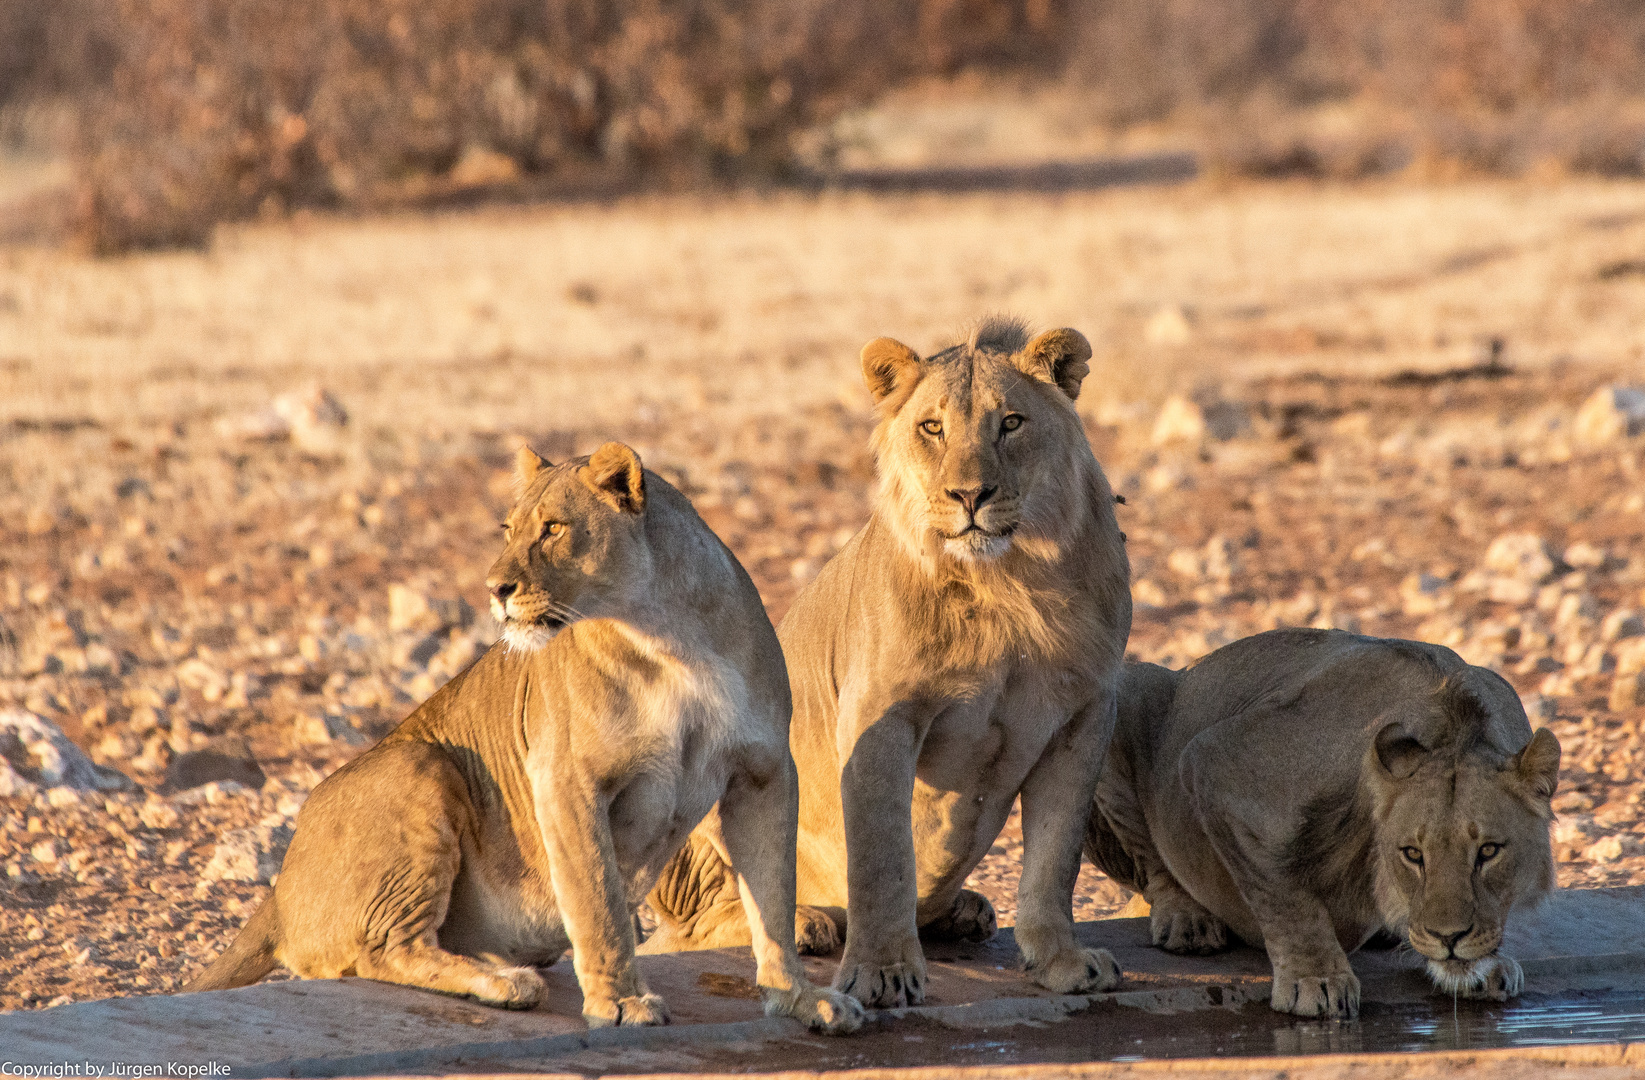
6, 177, 1645, 443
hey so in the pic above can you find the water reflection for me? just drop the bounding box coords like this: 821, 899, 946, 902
1161, 992, 1645, 1061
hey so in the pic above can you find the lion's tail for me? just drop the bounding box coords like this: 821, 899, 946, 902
185, 895, 281, 992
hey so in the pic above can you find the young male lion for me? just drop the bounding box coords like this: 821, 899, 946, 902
1086, 628, 1562, 1019
186, 443, 861, 1034
648, 317, 1133, 1008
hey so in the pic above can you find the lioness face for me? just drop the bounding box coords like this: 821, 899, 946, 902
1370, 697, 1560, 995
485, 442, 651, 651
862, 323, 1094, 564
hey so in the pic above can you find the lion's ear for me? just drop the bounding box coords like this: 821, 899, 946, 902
1374, 722, 1429, 781
861, 337, 923, 409
513, 444, 551, 498
1020, 328, 1092, 401
1510, 727, 1561, 803
582, 442, 645, 515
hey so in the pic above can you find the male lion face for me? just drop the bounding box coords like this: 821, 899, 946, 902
863, 319, 1094, 564
484, 441, 651, 651
1368, 677, 1561, 996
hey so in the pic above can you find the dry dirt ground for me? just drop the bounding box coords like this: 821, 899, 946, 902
1, 177, 1644, 1012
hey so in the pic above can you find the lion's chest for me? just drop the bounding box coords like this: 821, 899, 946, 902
907, 664, 1096, 878
920, 660, 1095, 773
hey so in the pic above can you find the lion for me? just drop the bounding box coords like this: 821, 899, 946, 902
647, 317, 1134, 1009
1084, 628, 1562, 1019
185, 442, 862, 1034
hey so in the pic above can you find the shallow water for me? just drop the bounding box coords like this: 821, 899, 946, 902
1099, 991, 1645, 1062
688, 990, 1645, 1075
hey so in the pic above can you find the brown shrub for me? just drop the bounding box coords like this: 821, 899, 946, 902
1069, 0, 1645, 179
66, 0, 1072, 252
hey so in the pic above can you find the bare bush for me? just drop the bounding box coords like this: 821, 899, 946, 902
1070, 0, 1645, 179
62, 0, 1069, 252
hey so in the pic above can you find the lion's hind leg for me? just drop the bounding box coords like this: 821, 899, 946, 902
1144, 874, 1229, 956
644, 828, 840, 956
344, 826, 545, 1008
279, 741, 545, 1010
921, 888, 997, 944
356, 940, 546, 1009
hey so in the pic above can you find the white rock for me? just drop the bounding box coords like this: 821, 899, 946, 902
1400, 573, 1450, 616
1602, 609, 1645, 642
1151, 396, 1206, 445
1553, 592, 1600, 631
428, 635, 483, 681
1132, 578, 1168, 608
0, 708, 132, 792
175, 657, 228, 701
214, 385, 349, 453
1167, 547, 1206, 579
173, 780, 248, 806
1584, 835, 1624, 863
1144, 305, 1194, 346
1609, 672, 1643, 711
1573, 385, 1645, 446
138, 797, 180, 830
273, 385, 349, 455
1201, 536, 1240, 582
200, 823, 293, 884
1483, 533, 1556, 585
388, 584, 472, 634
1564, 541, 1609, 569
213, 409, 290, 442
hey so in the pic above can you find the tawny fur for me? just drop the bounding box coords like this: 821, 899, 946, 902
648, 316, 1133, 1008
1085, 629, 1561, 1020
186, 443, 863, 1035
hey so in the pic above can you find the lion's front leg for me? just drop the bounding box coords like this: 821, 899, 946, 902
719, 750, 862, 1034
1257, 902, 1360, 1020
834, 704, 927, 1009
1015, 698, 1122, 996
533, 757, 668, 1028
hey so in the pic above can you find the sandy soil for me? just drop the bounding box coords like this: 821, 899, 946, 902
1, 177, 1643, 1010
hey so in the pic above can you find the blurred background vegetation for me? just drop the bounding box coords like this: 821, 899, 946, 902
5, 0, 1645, 252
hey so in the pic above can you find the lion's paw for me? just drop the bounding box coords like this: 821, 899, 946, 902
1149, 904, 1228, 956
473, 965, 546, 1010
1270, 965, 1360, 1019
1027, 946, 1122, 995
768, 984, 866, 1034
922, 889, 997, 944
834, 940, 928, 1009
584, 991, 671, 1028
796, 906, 841, 956
1452, 955, 1524, 1002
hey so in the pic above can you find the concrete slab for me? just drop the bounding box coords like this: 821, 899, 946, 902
2, 886, 1643, 1077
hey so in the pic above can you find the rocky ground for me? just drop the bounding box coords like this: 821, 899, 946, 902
4, 176, 1645, 1014
1, 354, 1641, 1011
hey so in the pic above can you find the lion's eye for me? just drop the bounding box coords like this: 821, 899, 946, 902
1001, 414, 1023, 433
1477, 842, 1502, 863
1400, 846, 1424, 867
920, 419, 943, 437
541, 521, 566, 542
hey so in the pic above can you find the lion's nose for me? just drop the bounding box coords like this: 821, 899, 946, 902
489, 581, 517, 603
946, 484, 997, 517
1430, 926, 1472, 954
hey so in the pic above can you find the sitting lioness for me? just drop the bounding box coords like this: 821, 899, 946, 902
186, 442, 862, 1034
1085, 628, 1562, 1019
648, 317, 1133, 1008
